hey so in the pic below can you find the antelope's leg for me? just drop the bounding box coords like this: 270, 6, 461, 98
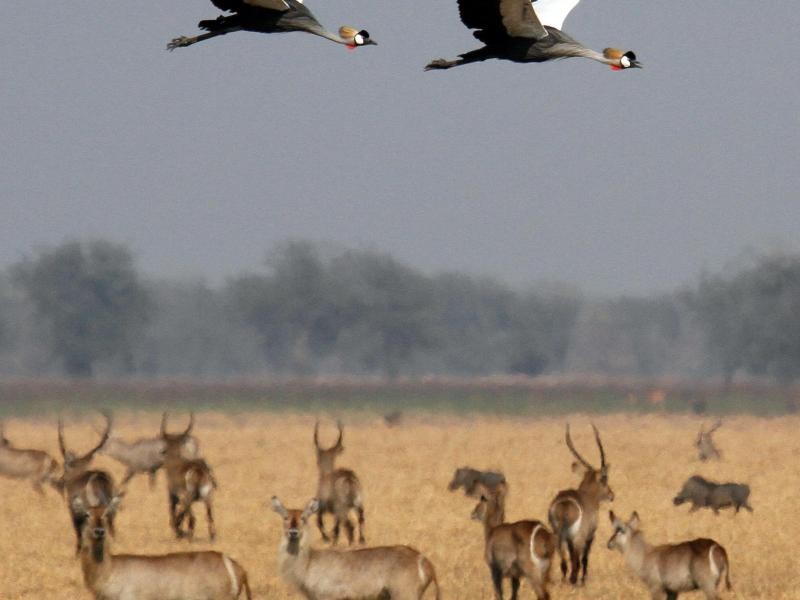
357, 505, 366, 543
316, 510, 330, 542
205, 497, 216, 541
490, 565, 504, 600
566, 539, 580, 585
169, 492, 182, 537
510, 577, 520, 600
343, 514, 355, 545
332, 516, 341, 546
580, 536, 594, 584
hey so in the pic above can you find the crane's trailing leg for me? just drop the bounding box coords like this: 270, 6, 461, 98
167, 29, 238, 51
425, 58, 461, 70
425, 48, 494, 71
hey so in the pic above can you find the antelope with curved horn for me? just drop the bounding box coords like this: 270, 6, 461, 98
161, 413, 218, 541
313, 420, 365, 545
98, 419, 199, 488
471, 482, 555, 600
271, 496, 439, 599
548, 423, 614, 586
79, 500, 251, 600
58, 412, 120, 553
696, 420, 722, 462
607, 511, 732, 599
0, 421, 61, 494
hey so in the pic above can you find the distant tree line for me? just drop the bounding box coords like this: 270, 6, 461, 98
2, 239, 799, 382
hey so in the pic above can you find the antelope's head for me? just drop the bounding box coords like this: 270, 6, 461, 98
470, 482, 507, 527
160, 412, 195, 459
271, 496, 319, 556
566, 424, 614, 502
607, 510, 640, 552
314, 420, 344, 472
80, 496, 123, 563
58, 412, 111, 475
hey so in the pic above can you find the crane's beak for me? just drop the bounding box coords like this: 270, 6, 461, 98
364, 39, 377, 46
631, 60, 643, 69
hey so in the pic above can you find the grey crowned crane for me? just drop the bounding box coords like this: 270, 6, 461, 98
168, 0, 376, 51
425, 0, 641, 71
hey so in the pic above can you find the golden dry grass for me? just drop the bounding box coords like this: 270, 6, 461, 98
1, 412, 799, 599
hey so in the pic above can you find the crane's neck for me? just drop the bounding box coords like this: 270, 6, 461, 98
305, 24, 351, 46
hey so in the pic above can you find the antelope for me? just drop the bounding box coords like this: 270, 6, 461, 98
470, 482, 555, 600
548, 423, 614, 586
98, 419, 199, 487
79, 500, 252, 600
0, 421, 61, 494
607, 511, 732, 599
58, 413, 120, 553
161, 413, 218, 541
313, 420, 365, 545
696, 420, 722, 461
271, 496, 440, 600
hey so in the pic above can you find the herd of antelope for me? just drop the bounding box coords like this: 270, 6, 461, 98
0, 414, 750, 599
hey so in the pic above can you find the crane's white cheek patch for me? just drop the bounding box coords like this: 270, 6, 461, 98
621, 56, 631, 68
354, 34, 364, 45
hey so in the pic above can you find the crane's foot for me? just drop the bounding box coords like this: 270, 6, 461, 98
424, 58, 456, 71
167, 36, 193, 51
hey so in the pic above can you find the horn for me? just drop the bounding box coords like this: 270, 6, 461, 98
565, 424, 593, 470
161, 412, 168, 436
183, 413, 195, 437
334, 420, 344, 450
57, 418, 68, 459
708, 419, 722, 434
84, 412, 111, 461
313, 421, 321, 449
592, 423, 606, 468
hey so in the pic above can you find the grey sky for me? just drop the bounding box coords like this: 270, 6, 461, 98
1, 1, 798, 294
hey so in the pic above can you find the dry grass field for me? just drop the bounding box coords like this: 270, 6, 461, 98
1, 411, 799, 599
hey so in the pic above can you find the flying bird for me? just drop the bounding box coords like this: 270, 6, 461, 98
425, 0, 641, 71
168, 0, 377, 51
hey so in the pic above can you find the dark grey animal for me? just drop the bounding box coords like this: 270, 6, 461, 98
167, 0, 376, 50
673, 475, 753, 515
448, 467, 506, 497
425, 0, 641, 71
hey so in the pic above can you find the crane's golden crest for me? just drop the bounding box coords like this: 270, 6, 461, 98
338, 26, 359, 40
603, 48, 625, 60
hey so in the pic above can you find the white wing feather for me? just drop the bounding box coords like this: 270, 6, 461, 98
532, 0, 581, 30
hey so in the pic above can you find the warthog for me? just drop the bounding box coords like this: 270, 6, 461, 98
673, 475, 753, 514
447, 467, 506, 497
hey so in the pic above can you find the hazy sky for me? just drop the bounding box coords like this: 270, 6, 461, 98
1, 2, 798, 294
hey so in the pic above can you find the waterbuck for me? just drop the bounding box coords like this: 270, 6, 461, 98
271, 496, 440, 600
0, 421, 61, 494
470, 482, 555, 600
548, 423, 614, 585
58, 413, 120, 553
99, 419, 199, 487
161, 413, 218, 541
313, 420, 365, 545
673, 475, 753, 515
607, 511, 732, 599
448, 466, 506, 498
79, 501, 251, 600
696, 421, 722, 461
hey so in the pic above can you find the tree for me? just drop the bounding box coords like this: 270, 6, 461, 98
12, 240, 150, 377
691, 253, 800, 384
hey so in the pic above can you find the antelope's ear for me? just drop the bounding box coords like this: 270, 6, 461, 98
629, 511, 640, 530
270, 496, 288, 517
104, 494, 123, 517
302, 497, 320, 519
71, 496, 87, 516
608, 510, 616, 524
571, 461, 587, 474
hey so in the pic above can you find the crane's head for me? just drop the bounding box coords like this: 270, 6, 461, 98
603, 48, 642, 71
339, 26, 377, 49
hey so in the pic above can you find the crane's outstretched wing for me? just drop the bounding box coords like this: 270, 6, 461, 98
211, 0, 290, 12
458, 0, 548, 39
532, 0, 580, 30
